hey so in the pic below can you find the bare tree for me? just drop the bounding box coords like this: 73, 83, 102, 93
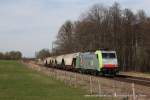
55, 20, 74, 54
53, 2, 150, 72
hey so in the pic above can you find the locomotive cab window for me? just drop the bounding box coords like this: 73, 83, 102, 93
102, 53, 116, 59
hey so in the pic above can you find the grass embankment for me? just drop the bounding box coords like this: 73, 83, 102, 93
0, 60, 101, 100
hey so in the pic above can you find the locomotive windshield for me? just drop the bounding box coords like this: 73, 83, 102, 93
102, 53, 116, 59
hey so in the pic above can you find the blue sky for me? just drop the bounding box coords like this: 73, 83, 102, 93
0, 0, 149, 57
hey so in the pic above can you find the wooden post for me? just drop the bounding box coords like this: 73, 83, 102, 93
52, 69, 54, 77
55, 70, 57, 80
113, 80, 117, 97
82, 75, 84, 82
75, 73, 77, 88
49, 69, 51, 77
98, 79, 101, 96
90, 76, 92, 95
57, 70, 59, 80
132, 83, 136, 100
62, 71, 64, 82
65, 71, 67, 85
69, 73, 71, 86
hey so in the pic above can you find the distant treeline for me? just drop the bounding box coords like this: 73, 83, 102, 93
35, 49, 51, 60
53, 2, 150, 72
0, 51, 22, 60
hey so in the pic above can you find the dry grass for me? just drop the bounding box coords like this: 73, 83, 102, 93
26, 61, 150, 100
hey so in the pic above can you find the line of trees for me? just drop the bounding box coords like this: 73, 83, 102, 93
35, 49, 51, 60
53, 2, 150, 72
0, 51, 22, 60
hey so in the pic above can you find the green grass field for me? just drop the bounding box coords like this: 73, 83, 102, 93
0, 60, 103, 100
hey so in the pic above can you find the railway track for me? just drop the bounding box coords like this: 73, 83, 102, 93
113, 75, 150, 87
31, 61, 150, 87
84, 73, 150, 87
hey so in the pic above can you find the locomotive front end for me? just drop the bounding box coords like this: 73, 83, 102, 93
101, 51, 119, 75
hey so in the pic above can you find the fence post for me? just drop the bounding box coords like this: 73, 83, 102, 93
82, 75, 84, 82
57, 70, 59, 80
51, 69, 52, 77
90, 76, 92, 95
98, 79, 101, 96
69, 73, 71, 86
61, 71, 64, 82
75, 73, 77, 88
55, 70, 57, 80
132, 83, 136, 100
50, 69, 52, 77
52, 69, 54, 79
113, 80, 117, 97
64, 71, 67, 85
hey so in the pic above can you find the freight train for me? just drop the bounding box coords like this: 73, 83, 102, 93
43, 50, 119, 76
